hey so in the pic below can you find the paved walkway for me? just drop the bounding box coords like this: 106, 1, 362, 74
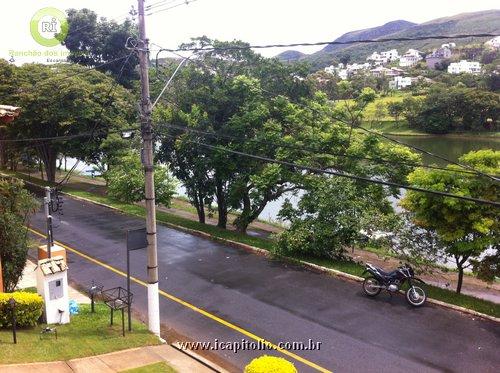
0, 345, 220, 373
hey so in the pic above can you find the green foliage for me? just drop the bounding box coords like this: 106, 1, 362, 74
401, 150, 499, 292
470, 252, 499, 283
0, 291, 43, 327
402, 86, 499, 133
156, 37, 314, 231
106, 153, 177, 207
275, 177, 394, 260
63, 8, 139, 87
6, 63, 135, 181
0, 178, 38, 291
244, 355, 297, 373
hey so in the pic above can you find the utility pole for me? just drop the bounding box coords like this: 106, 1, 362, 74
137, 0, 160, 336
44, 186, 53, 258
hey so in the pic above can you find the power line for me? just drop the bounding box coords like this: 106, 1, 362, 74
353, 125, 500, 182
155, 122, 499, 178
158, 33, 499, 53
154, 48, 498, 181
55, 52, 136, 187
162, 134, 500, 207
0, 125, 141, 145
146, 0, 198, 16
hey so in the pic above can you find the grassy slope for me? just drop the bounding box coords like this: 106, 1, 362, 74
302, 10, 500, 69
3, 170, 499, 318
0, 304, 159, 364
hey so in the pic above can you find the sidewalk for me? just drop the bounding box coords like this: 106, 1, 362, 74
0, 345, 219, 373
9, 260, 225, 373
11, 167, 500, 304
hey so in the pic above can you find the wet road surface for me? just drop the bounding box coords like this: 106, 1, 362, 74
29, 195, 500, 373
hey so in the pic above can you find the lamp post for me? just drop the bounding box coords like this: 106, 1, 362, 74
9, 297, 17, 344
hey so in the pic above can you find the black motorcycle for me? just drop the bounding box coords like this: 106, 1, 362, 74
362, 263, 427, 307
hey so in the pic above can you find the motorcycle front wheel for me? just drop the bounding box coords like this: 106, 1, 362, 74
363, 276, 382, 296
406, 286, 426, 307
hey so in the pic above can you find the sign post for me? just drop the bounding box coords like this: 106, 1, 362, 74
126, 227, 148, 331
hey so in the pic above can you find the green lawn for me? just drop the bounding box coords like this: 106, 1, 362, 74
0, 304, 159, 364
3, 170, 500, 318
122, 362, 177, 373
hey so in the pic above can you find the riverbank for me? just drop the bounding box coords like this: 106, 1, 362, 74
360, 122, 500, 138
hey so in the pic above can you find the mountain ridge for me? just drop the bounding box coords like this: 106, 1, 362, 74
276, 9, 500, 70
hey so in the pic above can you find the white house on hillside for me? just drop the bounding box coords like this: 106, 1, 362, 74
485, 36, 500, 50
367, 49, 400, 65
448, 60, 482, 74
399, 49, 422, 67
381, 49, 400, 61
389, 76, 413, 90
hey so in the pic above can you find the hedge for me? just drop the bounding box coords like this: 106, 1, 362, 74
0, 291, 43, 327
245, 355, 297, 373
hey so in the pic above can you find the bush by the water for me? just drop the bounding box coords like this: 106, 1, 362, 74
0, 291, 43, 327
244, 355, 297, 373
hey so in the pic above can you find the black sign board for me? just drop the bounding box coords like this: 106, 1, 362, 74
126, 227, 148, 251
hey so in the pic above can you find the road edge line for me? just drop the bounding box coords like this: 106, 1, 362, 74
62, 191, 500, 324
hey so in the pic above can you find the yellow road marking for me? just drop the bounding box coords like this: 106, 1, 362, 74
29, 227, 332, 373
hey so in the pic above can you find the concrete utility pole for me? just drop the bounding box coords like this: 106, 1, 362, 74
137, 0, 160, 336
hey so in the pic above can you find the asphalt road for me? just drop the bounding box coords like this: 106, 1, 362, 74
29, 195, 500, 373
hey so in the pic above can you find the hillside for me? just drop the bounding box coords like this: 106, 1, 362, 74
277, 9, 500, 71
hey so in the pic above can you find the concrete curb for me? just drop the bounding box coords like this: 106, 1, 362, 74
10, 175, 498, 325
63, 191, 500, 324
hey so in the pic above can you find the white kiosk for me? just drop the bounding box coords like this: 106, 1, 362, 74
36, 256, 70, 324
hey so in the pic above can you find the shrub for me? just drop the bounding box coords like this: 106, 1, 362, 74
0, 291, 43, 327
244, 355, 297, 373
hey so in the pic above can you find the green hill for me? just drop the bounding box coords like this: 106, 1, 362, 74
277, 9, 500, 71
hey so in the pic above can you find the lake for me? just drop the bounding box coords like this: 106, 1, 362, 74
65, 134, 499, 222
259, 134, 500, 222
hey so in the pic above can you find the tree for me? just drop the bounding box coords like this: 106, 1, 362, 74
401, 150, 499, 293
62, 8, 139, 87
274, 177, 389, 260
370, 102, 386, 128
106, 152, 177, 207
403, 86, 499, 133
156, 37, 314, 231
387, 101, 404, 126
9, 63, 135, 182
0, 178, 37, 292
307, 70, 340, 100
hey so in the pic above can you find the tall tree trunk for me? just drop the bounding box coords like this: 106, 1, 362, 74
194, 191, 205, 224
215, 178, 227, 229
38, 145, 57, 182
456, 265, 464, 294
45, 150, 57, 183
455, 255, 469, 294
39, 160, 44, 180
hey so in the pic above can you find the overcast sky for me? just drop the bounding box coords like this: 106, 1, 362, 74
1, 0, 499, 64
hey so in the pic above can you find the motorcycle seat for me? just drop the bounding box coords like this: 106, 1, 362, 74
375, 267, 398, 278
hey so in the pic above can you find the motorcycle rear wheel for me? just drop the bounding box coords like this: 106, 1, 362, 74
406, 286, 426, 307
363, 276, 382, 296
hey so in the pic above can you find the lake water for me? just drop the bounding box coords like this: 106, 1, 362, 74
260, 135, 500, 222
65, 134, 499, 222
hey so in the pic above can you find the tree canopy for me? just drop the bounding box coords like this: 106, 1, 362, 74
401, 149, 499, 293
63, 8, 139, 87
7, 63, 135, 182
